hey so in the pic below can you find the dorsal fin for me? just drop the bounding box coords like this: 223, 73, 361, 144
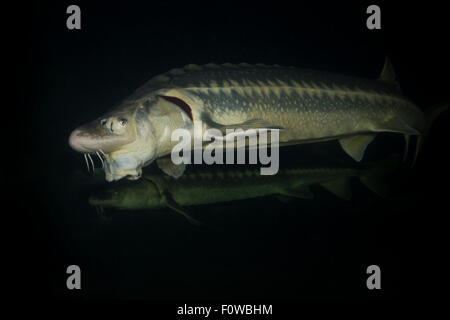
379, 57, 398, 84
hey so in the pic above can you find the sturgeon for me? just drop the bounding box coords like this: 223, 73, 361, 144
88, 155, 400, 225
69, 59, 433, 182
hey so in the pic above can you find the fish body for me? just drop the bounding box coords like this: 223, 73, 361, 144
140, 61, 425, 142
70, 60, 427, 181
89, 155, 399, 223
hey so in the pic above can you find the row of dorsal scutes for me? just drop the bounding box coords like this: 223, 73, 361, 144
150, 62, 400, 105
142, 63, 277, 94
163, 62, 287, 77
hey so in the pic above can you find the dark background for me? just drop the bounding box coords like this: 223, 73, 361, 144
11, 0, 449, 304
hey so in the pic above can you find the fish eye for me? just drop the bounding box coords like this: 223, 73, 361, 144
118, 118, 128, 127
100, 119, 107, 126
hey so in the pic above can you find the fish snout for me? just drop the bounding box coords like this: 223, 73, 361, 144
69, 125, 107, 153
69, 128, 93, 153
69, 118, 135, 154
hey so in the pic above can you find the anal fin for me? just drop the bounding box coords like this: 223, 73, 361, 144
359, 153, 401, 197
339, 134, 376, 162
320, 179, 352, 200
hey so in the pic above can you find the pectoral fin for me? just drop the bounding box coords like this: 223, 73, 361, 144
156, 157, 186, 179
203, 114, 284, 134
320, 179, 352, 200
339, 134, 376, 162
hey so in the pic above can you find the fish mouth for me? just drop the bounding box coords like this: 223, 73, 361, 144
78, 151, 143, 180
71, 139, 143, 181
105, 167, 143, 182
78, 149, 107, 174
126, 173, 142, 180
69, 120, 138, 175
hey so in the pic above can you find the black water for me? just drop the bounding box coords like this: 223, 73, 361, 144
14, 1, 449, 303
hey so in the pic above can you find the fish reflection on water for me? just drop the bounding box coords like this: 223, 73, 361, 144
88, 154, 401, 225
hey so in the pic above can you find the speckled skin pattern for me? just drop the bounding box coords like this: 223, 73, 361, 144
132, 63, 425, 143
